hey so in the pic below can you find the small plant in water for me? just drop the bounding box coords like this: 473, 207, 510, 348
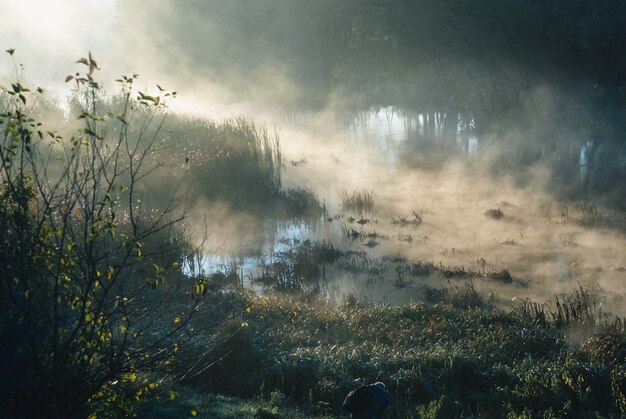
397, 233, 413, 243
341, 189, 375, 215
485, 267, 513, 283
561, 202, 605, 225
483, 205, 504, 219
392, 210, 423, 226
560, 235, 578, 247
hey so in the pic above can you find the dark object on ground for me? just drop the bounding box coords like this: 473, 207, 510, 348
342, 382, 389, 418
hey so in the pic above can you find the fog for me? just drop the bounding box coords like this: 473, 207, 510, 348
275, 111, 626, 312
3, 0, 626, 315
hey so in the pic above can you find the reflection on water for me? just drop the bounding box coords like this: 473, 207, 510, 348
578, 138, 595, 188
467, 136, 478, 157
196, 219, 334, 280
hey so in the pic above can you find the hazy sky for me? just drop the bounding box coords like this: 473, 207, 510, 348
0, 0, 216, 115
0, 0, 294, 116
0, 1, 118, 91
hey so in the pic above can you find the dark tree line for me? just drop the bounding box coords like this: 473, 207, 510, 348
127, 0, 626, 202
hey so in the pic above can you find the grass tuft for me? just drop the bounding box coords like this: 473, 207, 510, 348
483, 205, 504, 219
341, 189, 375, 215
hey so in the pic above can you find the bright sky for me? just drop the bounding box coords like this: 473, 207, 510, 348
0, 0, 269, 117
0, 0, 117, 93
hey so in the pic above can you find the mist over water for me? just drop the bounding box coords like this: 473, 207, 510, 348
3, 0, 626, 315
189, 108, 626, 317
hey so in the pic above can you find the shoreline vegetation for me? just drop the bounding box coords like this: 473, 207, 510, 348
138, 279, 626, 418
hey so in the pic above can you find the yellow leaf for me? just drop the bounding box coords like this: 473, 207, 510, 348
195, 284, 205, 295
24, 290, 30, 300
190, 410, 197, 417
169, 391, 176, 401
245, 307, 251, 314
174, 316, 181, 324
128, 373, 136, 382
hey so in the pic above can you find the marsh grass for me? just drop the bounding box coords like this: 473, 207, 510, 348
275, 187, 324, 219
158, 287, 626, 418
419, 281, 489, 309
582, 331, 626, 367
391, 210, 424, 226
128, 113, 321, 218
342, 225, 388, 245
406, 260, 516, 285
483, 205, 504, 219
341, 189, 375, 215
172, 117, 282, 206
515, 285, 625, 332
409, 261, 439, 277
557, 202, 626, 231
485, 267, 513, 283
561, 202, 602, 225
